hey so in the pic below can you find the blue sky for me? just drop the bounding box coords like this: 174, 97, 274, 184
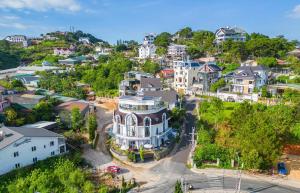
0, 0, 300, 44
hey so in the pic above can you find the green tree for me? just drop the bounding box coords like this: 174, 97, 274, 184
154, 32, 172, 47
33, 101, 54, 121
4, 108, 17, 126
155, 47, 167, 56
177, 27, 193, 39
87, 113, 97, 142
71, 107, 84, 131
210, 78, 226, 92
141, 60, 160, 74
257, 57, 277, 67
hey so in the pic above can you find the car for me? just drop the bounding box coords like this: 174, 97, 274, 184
277, 162, 287, 175
106, 165, 121, 174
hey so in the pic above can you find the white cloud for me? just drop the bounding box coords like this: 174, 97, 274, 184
2, 15, 20, 20
0, 22, 29, 29
0, 0, 81, 12
289, 4, 300, 18
0, 14, 29, 29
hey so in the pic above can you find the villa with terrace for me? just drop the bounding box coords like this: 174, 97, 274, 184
112, 96, 171, 150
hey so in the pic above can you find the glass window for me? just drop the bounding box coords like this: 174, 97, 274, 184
144, 117, 151, 137
50, 141, 54, 146
126, 114, 137, 137
162, 113, 167, 132
31, 146, 36, 151
116, 116, 121, 134
13, 152, 19, 157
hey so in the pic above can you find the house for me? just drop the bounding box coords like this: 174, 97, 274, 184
0, 125, 66, 175
55, 101, 90, 127
167, 44, 187, 59
160, 69, 174, 79
8, 94, 46, 109
141, 90, 178, 109
288, 48, 300, 59
58, 56, 88, 66
4, 35, 27, 43
215, 26, 246, 44
79, 37, 90, 44
112, 96, 171, 150
140, 77, 162, 92
53, 47, 75, 57
139, 34, 156, 59
173, 60, 203, 93
119, 72, 178, 109
196, 63, 222, 92
58, 58, 80, 66
16, 76, 39, 88
119, 71, 154, 96
231, 66, 268, 94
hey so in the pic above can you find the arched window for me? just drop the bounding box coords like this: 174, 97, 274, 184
162, 113, 166, 132
144, 117, 151, 137
115, 115, 121, 134
126, 114, 137, 137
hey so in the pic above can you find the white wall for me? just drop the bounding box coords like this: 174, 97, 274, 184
0, 137, 65, 175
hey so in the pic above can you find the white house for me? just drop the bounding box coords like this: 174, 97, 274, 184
173, 60, 203, 92
79, 37, 90, 44
4, 35, 27, 43
53, 48, 75, 57
215, 26, 246, 44
138, 34, 156, 59
0, 125, 66, 175
167, 44, 187, 58
112, 96, 171, 150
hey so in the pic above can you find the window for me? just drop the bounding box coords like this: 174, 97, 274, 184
126, 114, 137, 137
33, 157, 37, 163
31, 146, 36, 151
144, 117, 151, 137
162, 113, 167, 132
15, 163, 20, 168
13, 151, 19, 157
44, 145, 46, 148
116, 116, 121, 134
50, 141, 54, 146
51, 151, 55, 156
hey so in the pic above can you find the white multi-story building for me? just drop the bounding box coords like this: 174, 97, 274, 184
215, 26, 246, 44
139, 34, 157, 59
173, 60, 203, 92
4, 35, 27, 43
167, 44, 187, 58
112, 96, 171, 150
0, 125, 66, 175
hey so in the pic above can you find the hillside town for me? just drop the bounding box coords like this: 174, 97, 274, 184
0, 11, 300, 193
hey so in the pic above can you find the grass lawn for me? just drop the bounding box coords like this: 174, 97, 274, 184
200, 101, 239, 124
